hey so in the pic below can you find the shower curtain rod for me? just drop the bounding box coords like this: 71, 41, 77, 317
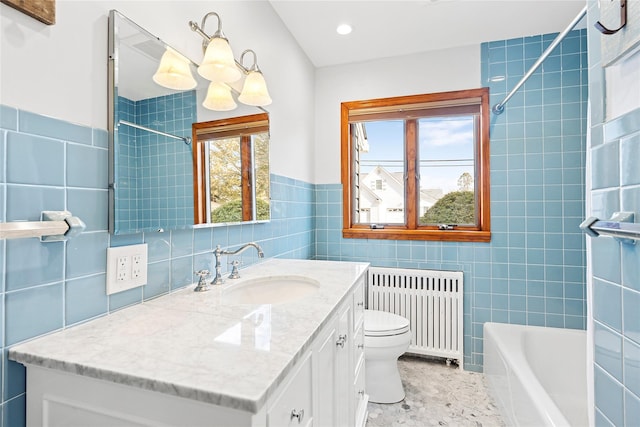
492, 5, 587, 115
118, 120, 191, 145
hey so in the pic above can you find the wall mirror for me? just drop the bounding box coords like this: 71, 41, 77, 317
107, 10, 270, 235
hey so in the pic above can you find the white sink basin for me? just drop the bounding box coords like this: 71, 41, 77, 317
222, 275, 320, 305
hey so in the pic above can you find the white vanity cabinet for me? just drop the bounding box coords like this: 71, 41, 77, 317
312, 295, 352, 426
256, 273, 367, 427
311, 274, 367, 427
11, 260, 369, 427
351, 277, 368, 427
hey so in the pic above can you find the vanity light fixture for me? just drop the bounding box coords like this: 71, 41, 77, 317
153, 47, 197, 90
189, 11, 272, 111
202, 82, 237, 111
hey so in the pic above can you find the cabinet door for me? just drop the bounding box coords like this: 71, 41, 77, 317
267, 353, 313, 427
353, 356, 368, 427
335, 304, 351, 426
314, 323, 337, 427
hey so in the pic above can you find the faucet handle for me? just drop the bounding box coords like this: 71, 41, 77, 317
195, 269, 210, 279
228, 260, 241, 279
194, 270, 211, 292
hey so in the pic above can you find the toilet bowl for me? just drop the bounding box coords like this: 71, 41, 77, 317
364, 309, 411, 404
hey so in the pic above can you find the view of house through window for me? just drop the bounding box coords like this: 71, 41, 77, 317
356, 120, 405, 224
354, 116, 476, 226
342, 88, 490, 242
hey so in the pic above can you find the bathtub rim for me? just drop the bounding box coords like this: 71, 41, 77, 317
483, 322, 587, 427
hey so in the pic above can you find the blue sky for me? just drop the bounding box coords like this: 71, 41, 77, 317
360, 116, 475, 193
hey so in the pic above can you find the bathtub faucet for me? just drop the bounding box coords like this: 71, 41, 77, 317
210, 242, 265, 286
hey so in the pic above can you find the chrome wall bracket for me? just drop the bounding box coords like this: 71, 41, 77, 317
0, 210, 86, 242
580, 211, 638, 245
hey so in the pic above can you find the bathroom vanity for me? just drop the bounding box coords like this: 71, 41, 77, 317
9, 259, 369, 427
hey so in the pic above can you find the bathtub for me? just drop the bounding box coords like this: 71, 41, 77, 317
483, 322, 588, 427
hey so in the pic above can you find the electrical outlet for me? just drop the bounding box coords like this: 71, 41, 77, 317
132, 254, 143, 279
106, 244, 148, 295
117, 256, 130, 281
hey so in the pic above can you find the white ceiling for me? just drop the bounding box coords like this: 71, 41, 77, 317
268, 0, 587, 68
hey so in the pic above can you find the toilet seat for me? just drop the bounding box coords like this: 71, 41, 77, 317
364, 309, 410, 337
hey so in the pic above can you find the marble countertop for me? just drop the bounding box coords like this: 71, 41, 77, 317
9, 258, 369, 413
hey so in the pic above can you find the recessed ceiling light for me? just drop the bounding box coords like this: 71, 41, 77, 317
336, 24, 352, 35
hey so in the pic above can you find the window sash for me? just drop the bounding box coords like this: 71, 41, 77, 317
416, 113, 479, 228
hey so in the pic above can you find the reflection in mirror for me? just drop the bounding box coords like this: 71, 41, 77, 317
107, 10, 270, 234
193, 114, 270, 224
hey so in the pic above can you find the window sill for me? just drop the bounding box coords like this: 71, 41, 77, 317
342, 228, 491, 242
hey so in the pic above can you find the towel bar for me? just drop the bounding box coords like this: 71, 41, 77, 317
580, 212, 639, 245
0, 211, 86, 242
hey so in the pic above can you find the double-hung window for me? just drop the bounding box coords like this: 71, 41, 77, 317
341, 88, 491, 242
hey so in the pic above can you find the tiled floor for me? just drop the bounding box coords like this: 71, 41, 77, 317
366, 356, 505, 427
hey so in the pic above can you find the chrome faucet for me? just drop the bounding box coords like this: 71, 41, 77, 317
209, 242, 265, 286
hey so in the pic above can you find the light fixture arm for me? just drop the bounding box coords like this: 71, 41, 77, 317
240, 49, 260, 73
189, 12, 227, 53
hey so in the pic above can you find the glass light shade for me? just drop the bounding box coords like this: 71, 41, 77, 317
202, 82, 237, 111
197, 37, 242, 83
152, 48, 197, 90
238, 71, 272, 106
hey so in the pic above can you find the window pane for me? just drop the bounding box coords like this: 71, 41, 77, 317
253, 132, 270, 220
208, 137, 242, 223
352, 120, 405, 225
418, 116, 476, 226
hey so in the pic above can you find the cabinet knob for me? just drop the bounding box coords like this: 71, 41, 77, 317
358, 389, 365, 397
357, 301, 364, 307
336, 334, 347, 348
290, 408, 304, 423
357, 344, 364, 349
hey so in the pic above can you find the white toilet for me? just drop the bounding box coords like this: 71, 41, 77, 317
364, 309, 411, 404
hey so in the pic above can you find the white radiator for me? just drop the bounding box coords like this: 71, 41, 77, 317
367, 266, 464, 368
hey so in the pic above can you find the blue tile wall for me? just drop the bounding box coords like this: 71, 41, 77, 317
0, 105, 314, 425
588, 0, 640, 424
136, 91, 195, 230
115, 95, 138, 231
115, 91, 196, 233
314, 29, 588, 372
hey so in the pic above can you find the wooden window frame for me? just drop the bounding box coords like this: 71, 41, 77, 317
340, 88, 491, 242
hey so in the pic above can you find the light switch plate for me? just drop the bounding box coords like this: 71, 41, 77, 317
106, 244, 148, 295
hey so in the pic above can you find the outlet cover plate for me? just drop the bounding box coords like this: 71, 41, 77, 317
106, 244, 148, 295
